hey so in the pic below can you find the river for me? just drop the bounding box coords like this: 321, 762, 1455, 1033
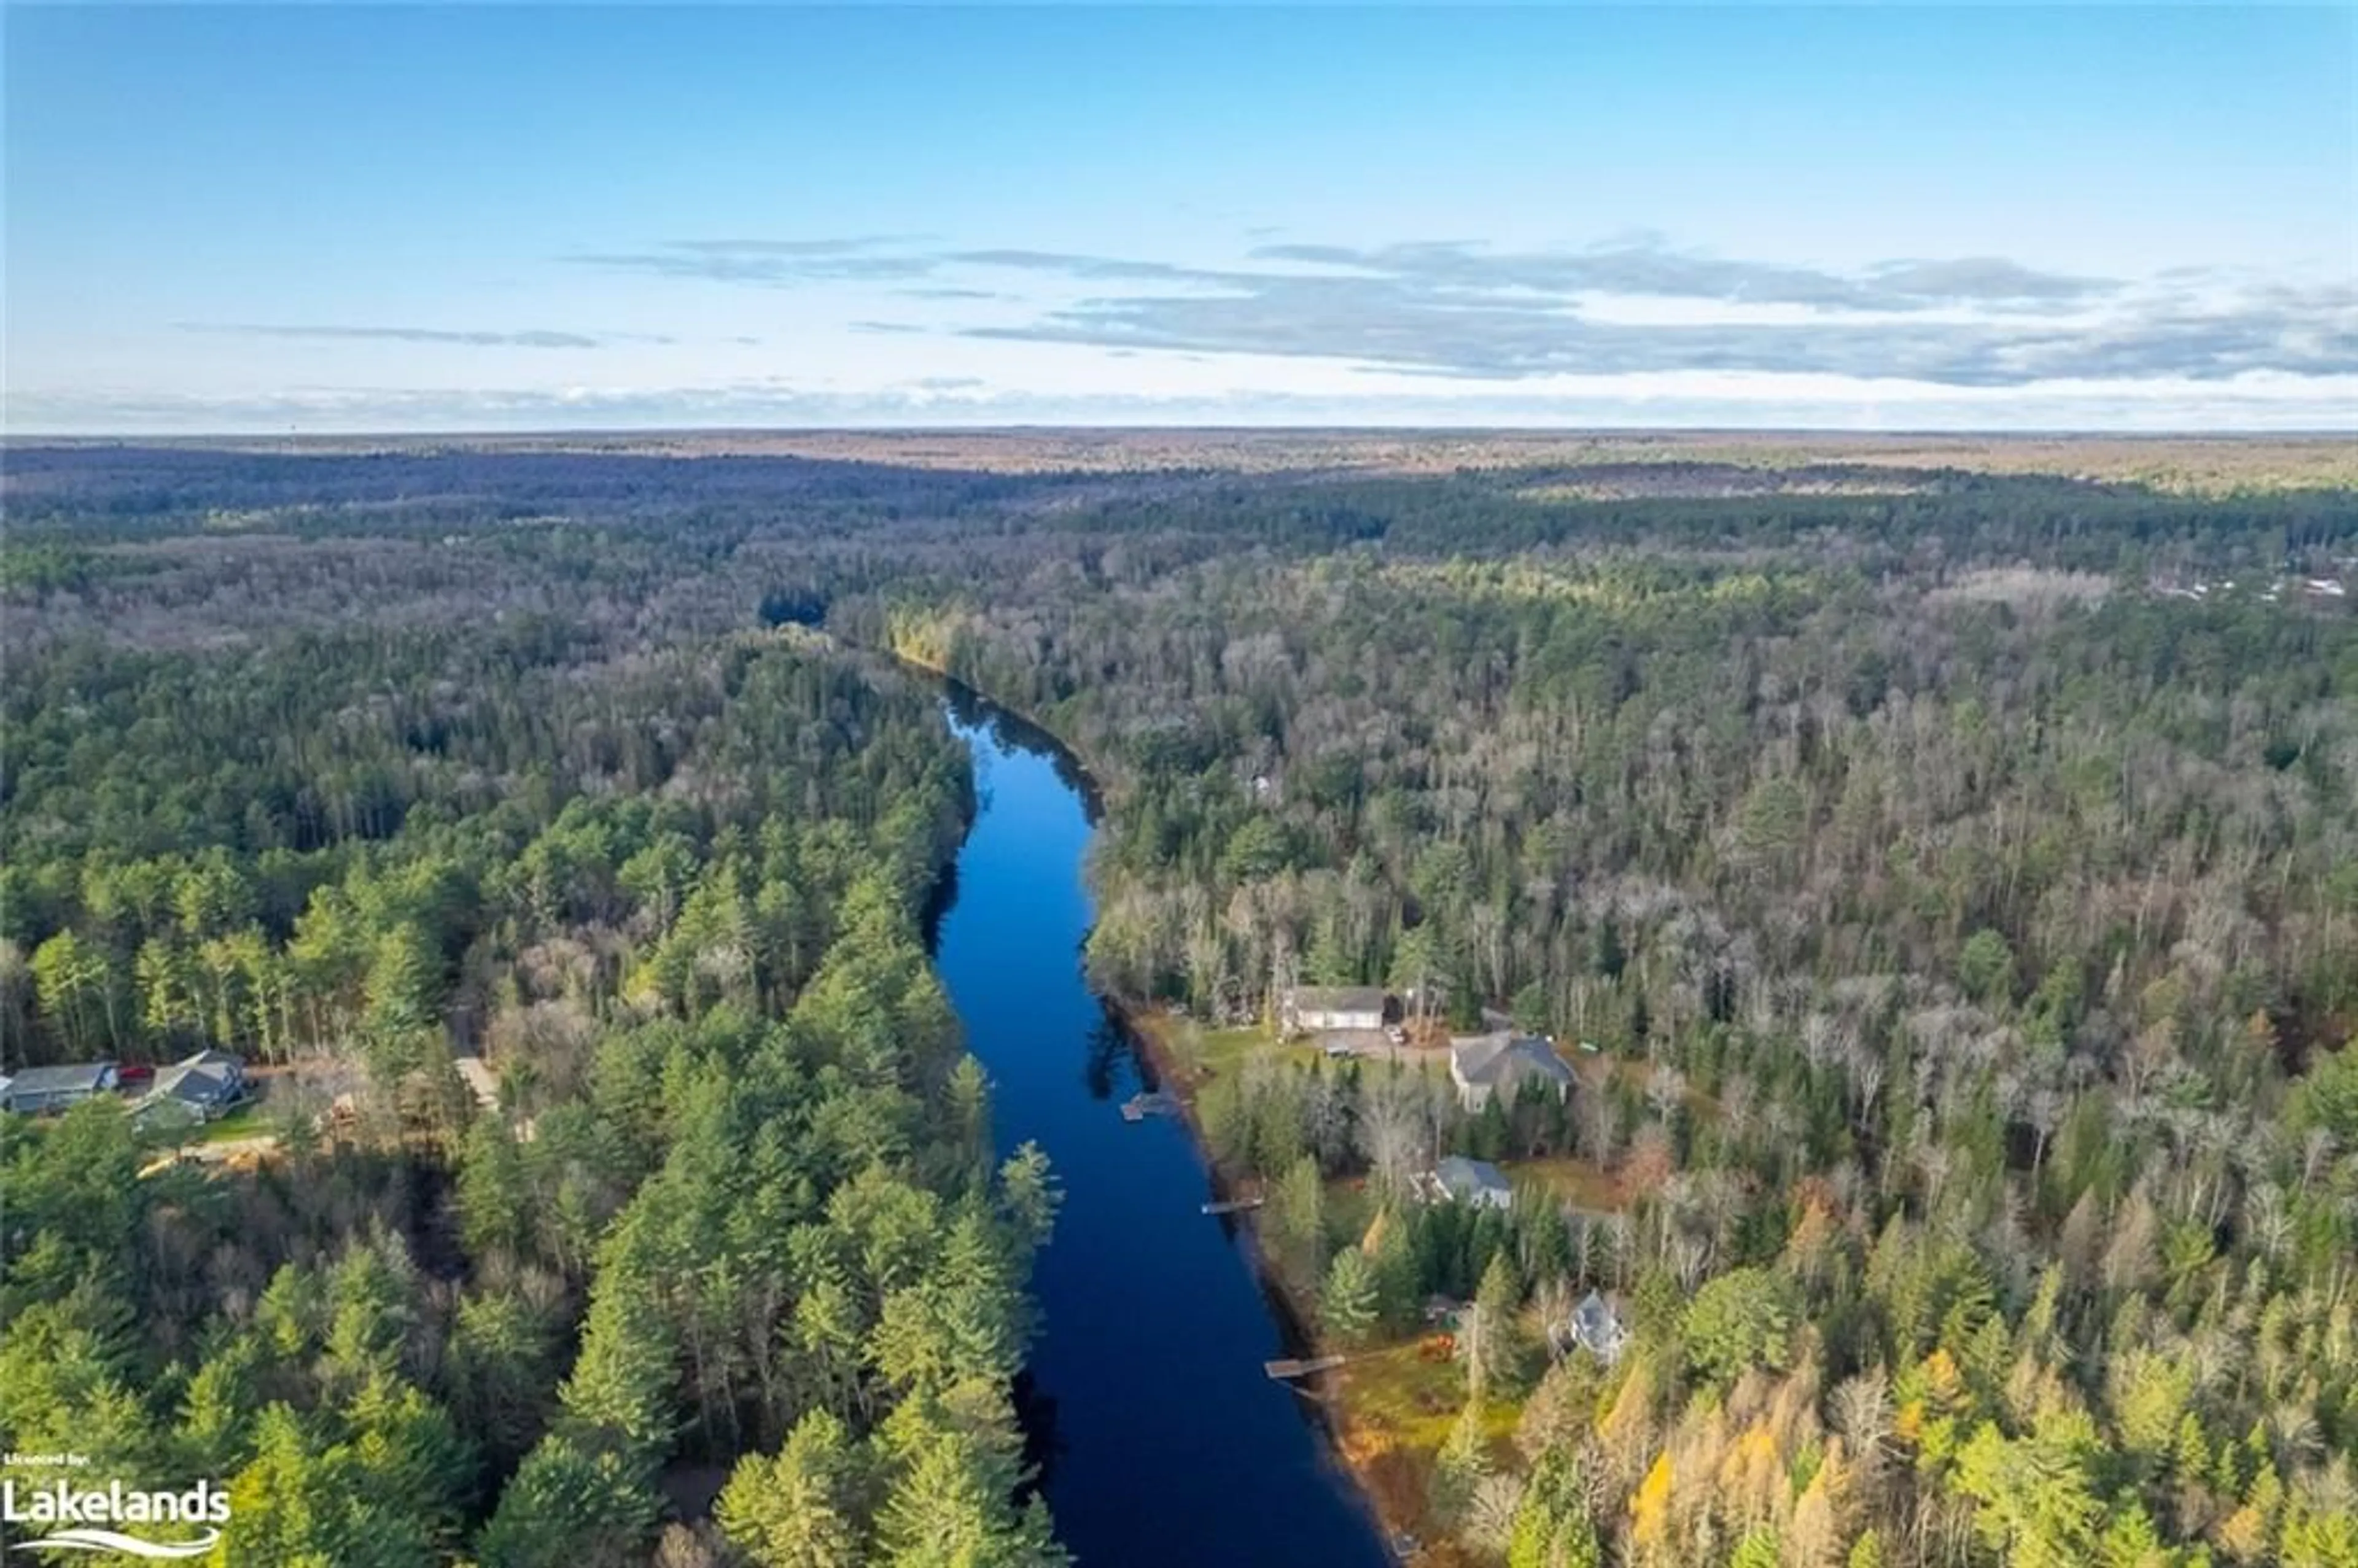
930, 689, 1394, 1568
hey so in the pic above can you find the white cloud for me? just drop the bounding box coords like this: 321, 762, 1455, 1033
17, 236, 2355, 432
10, 365, 2353, 435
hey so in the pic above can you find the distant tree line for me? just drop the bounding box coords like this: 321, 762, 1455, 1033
6, 440, 2355, 1566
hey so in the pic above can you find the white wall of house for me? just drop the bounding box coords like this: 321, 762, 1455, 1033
1299, 1005, 1383, 1032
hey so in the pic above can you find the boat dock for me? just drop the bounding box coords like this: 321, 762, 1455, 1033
1119, 1090, 1181, 1122
1200, 1195, 1264, 1216
1263, 1354, 1347, 1381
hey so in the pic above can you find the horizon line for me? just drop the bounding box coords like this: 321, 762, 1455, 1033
10, 424, 2358, 444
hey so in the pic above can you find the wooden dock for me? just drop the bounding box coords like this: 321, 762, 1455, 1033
1119, 1090, 1180, 1123
1200, 1196, 1264, 1216
1263, 1354, 1347, 1381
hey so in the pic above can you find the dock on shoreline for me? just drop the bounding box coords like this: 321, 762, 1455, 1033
1264, 1354, 1347, 1381
1119, 1089, 1181, 1122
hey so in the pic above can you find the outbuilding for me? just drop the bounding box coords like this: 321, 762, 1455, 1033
1280, 985, 1388, 1037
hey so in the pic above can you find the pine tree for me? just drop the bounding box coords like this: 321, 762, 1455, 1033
715, 1410, 869, 1568
1321, 1247, 1380, 1348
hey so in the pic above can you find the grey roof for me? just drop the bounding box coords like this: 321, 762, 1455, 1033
1288, 985, 1385, 1013
1452, 1032, 1574, 1089
6, 1063, 115, 1098
1570, 1290, 1629, 1357
1434, 1155, 1512, 1198
141, 1050, 242, 1109
136, 1051, 244, 1112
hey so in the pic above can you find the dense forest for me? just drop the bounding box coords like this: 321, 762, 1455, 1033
4, 435, 2356, 1567
1, 451, 1066, 1566
862, 453, 2358, 1567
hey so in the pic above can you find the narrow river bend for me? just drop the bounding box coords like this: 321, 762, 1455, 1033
930, 690, 1393, 1568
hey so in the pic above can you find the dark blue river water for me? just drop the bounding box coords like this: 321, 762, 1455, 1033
932, 693, 1392, 1568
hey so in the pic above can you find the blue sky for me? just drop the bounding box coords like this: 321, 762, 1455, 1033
7, 5, 2354, 432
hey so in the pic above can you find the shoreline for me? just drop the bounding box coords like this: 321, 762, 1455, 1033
1118, 1002, 1444, 1558
895, 653, 1415, 1554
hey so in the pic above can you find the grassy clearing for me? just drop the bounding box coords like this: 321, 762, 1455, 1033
1512, 1155, 1625, 1213
1190, 1023, 1282, 1073
1134, 1011, 1329, 1085
1336, 1340, 1518, 1454
192, 1101, 270, 1143
1330, 1336, 1531, 1562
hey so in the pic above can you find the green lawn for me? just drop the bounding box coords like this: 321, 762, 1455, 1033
1338, 1340, 1520, 1450
191, 1101, 271, 1143
1138, 1013, 1328, 1081
1186, 1022, 1272, 1071
134, 1098, 274, 1147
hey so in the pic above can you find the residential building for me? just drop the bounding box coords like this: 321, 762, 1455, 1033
1564, 1289, 1630, 1365
130, 1049, 247, 1127
1428, 1154, 1514, 1210
1279, 985, 1387, 1036
2, 1062, 120, 1115
1449, 1030, 1574, 1112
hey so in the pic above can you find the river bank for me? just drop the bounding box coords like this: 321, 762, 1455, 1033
914, 667, 1454, 1562
927, 685, 1394, 1568
1121, 1007, 1485, 1564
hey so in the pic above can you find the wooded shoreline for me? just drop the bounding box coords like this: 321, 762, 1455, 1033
907, 663, 1404, 1548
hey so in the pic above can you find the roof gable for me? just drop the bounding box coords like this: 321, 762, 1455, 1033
1288, 985, 1385, 1012
1435, 1155, 1510, 1195
149, 1050, 243, 1104
7, 1063, 115, 1095
1452, 1032, 1571, 1086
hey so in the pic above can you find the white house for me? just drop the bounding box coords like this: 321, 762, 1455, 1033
1279, 985, 1386, 1037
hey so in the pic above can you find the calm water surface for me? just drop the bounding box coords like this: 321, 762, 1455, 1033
932, 693, 1392, 1568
